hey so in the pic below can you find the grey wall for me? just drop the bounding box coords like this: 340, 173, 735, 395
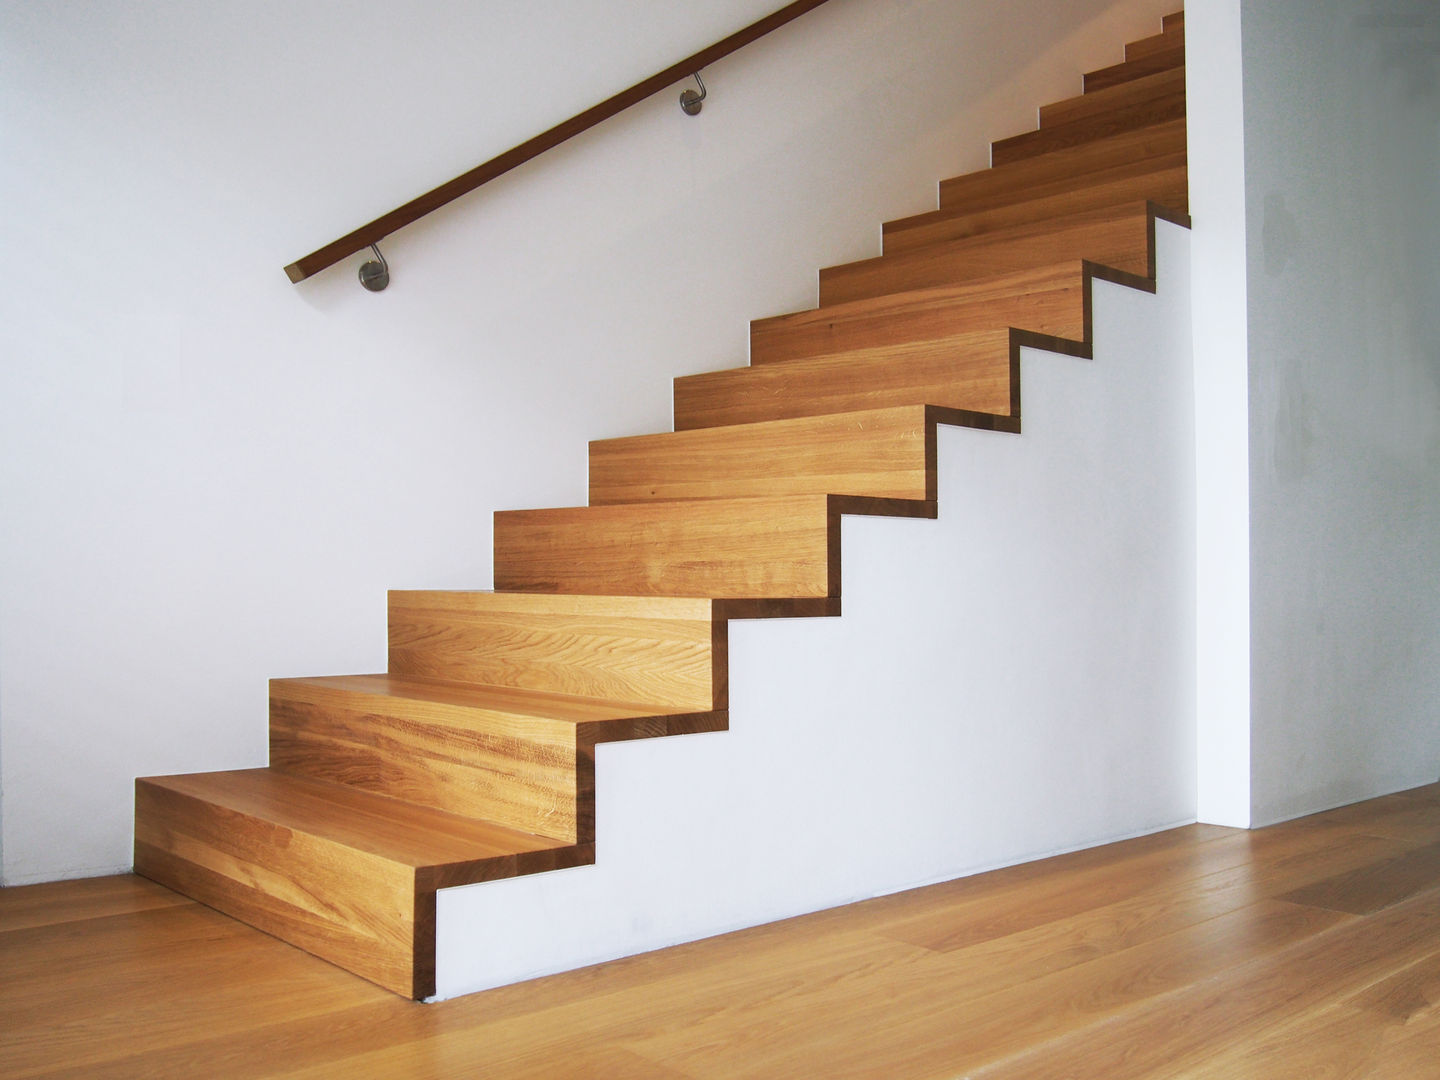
1242, 0, 1440, 823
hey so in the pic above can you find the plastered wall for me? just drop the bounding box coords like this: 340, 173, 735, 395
2, 0, 1180, 892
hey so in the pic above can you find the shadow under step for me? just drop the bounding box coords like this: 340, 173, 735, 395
494, 493, 934, 599
134, 767, 586, 999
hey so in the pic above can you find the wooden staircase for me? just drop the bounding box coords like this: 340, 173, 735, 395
135, 10, 1189, 1000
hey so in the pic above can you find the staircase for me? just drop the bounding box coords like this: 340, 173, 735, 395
135, 10, 1189, 1000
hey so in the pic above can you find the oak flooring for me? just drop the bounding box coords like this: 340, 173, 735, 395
4, 783, 1439, 1078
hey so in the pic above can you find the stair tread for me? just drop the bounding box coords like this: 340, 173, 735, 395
885, 165, 1187, 255
1127, 25, 1186, 61
994, 69, 1185, 166
494, 492, 934, 599
388, 590, 722, 712
139, 768, 577, 870
590, 404, 936, 505
759, 260, 1090, 345
819, 200, 1165, 307
1084, 43, 1185, 93
274, 672, 712, 728
938, 118, 1186, 216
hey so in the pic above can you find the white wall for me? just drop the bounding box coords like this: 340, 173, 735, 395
439, 222, 1196, 997
1240, 0, 1440, 824
0, 0, 1181, 889
1186, 0, 1253, 828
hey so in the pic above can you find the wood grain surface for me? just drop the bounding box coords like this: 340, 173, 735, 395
494, 494, 933, 598
590, 405, 936, 504
937, 118, 1186, 216
388, 591, 722, 710
817, 202, 1160, 307
131, 9, 1196, 1011
134, 768, 586, 998
993, 70, 1186, 166
751, 261, 1091, 364
1084, 42, 1185, 93
679, 327, 1023, 431
13, 780, 1435, 1078
884, 165, 1187, 255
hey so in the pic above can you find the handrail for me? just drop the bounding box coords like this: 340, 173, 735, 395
284, 0, 833, 284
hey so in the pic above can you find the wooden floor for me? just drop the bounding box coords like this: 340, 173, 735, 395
4, 784, 1439, 1079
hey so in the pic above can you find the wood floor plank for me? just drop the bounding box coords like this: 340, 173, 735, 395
7, 786, 1440, 1079
0, 873, 189, 933
1276, 840, 1440, 915
967, 891, 1440, 1080
629, 901, 1351, 1078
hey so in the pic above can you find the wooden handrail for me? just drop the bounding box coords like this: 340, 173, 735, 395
284, 0, 833, 284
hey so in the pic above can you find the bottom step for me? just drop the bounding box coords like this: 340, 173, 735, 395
134, 768, 586, 998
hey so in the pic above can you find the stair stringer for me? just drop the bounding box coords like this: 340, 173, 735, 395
431, 221, 1196, 998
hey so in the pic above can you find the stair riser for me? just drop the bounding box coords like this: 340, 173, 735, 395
677, 329, 1017, 432
590, 406, 935, 505
269, 688, 584, 843
937, 119, 1185, 216
388, 592, 721, 711
135, 780, 424, 998
884, 167, 1187, 255
819, 210, 1153, 308
495, 496, 838, 599
993, 87, 1185, 166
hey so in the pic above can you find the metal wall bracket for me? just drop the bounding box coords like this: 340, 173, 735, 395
679, 72, 707, 115
358, 243, 390, 291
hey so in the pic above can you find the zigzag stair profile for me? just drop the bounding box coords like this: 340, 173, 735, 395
134, 10, 1189, 999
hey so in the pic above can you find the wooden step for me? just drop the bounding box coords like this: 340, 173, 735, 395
590, 406, 937, 505
884, 165, 1187, 256
387, 591, 722, 711
993, 68, 1185, 166
754, 262, 1094, 365
1163, 10, 1185, 35
1039, 66, 1185, 129
818, 202, 1170, 308
937, 119, 1186, 217
679, 327, 1024, 432
493, 494, 933, 600
1127, 23, 1184, 61
134, 768, 586, 998
1084, 42, 1184, 93
269, 674, 721, 844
